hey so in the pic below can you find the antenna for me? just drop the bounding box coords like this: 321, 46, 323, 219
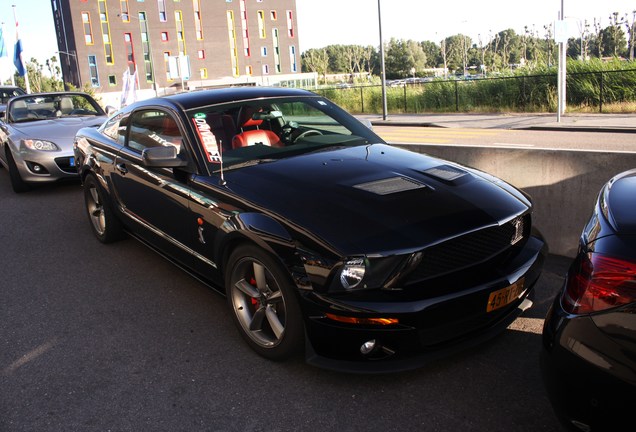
219, 139, 226, 186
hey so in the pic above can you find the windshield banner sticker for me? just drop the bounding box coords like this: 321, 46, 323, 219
192, 117, 222, 164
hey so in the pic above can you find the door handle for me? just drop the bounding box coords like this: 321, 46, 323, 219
116, 163, 128, 174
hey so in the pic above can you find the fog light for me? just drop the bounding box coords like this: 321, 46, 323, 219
26, 161, 49, 174
360, 340, 377, 355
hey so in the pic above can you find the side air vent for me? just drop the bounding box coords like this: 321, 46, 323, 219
353, 176, 427, 195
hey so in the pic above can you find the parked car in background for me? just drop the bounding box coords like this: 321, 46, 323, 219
0, 92, 108, 193
541, 169, 636, 431
0, 85, 26, 114
74, 87, 546, 372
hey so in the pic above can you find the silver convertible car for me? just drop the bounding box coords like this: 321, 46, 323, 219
0, 92, 108, 193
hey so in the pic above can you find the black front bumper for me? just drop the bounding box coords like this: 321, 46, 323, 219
300, 235, 547, 373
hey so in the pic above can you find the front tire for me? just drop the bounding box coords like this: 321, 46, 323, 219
226, 245, 304, 361
83, 173, 123, 243
5, 148, 30, 193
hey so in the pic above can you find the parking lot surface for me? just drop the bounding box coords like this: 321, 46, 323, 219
0, 175, 566, 431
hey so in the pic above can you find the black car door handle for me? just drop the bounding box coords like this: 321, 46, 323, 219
116, 163, 128, 174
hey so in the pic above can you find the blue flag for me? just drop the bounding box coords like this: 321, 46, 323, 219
0, 28, 7, 58
14, 38, 25, 76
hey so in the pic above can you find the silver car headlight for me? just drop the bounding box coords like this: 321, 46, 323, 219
339, 258, 366, 289
22, 139, 59, 151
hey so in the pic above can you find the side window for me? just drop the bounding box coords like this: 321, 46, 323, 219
128, 109, 183, 153
102, 112, 129, 146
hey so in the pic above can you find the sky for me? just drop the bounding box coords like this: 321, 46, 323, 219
0, 0, 634, 78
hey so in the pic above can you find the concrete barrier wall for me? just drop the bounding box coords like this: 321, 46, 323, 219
395, 144, 636, 257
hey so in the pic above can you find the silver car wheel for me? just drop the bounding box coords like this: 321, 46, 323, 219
230, 258, 287, 348
86, 183, 106, 236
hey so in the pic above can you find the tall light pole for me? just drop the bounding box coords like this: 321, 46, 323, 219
378, 0, 388, 120
557, 0, 566, 122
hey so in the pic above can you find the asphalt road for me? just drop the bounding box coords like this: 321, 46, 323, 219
0, 169, 567, 431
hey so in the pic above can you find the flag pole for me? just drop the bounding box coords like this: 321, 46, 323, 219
12, 5, 30, 93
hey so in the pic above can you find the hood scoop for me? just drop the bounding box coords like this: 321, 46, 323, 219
353, 176, 428, 195
423, 165, 467, 182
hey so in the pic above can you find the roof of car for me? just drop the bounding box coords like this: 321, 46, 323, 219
160, 87, 318, 111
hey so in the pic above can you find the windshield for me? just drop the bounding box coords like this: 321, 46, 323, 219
8, 93, 104, 123
185, 96, 384, 170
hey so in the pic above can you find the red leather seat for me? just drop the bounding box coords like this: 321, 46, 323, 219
232, 106, 282, 149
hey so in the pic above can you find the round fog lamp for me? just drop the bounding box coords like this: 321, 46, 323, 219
360, 340, 377, 355
340, 258, 366, 289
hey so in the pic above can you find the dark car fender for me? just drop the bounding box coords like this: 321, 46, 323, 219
214, 212, 313, 291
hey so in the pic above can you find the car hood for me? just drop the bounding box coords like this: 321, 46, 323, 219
605, 169, 636, 234
218, 144, 531, 255
9, 117, 105, 148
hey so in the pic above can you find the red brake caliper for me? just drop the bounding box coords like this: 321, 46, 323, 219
249, 278, 258, 307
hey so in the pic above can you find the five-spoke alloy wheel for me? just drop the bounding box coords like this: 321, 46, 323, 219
226, 245, 303, 360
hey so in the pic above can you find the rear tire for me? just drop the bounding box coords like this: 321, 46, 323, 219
5, 148, 30, 193
226, 245, 304, 361
83, 173, 123, 243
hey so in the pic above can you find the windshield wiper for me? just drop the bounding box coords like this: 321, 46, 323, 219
216, 158, 277, 173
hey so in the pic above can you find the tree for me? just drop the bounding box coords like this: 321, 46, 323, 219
301, 48, 330, 82
384, 38, 426, 79
419, 40, 440, 68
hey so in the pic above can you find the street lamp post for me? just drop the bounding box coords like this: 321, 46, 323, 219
378, 0, 388, 120
57, 50, 81, 90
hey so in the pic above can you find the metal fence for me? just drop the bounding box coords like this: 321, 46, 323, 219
313, 69, 636, 114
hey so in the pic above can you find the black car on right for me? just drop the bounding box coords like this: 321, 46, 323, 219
541, 169, 636, 431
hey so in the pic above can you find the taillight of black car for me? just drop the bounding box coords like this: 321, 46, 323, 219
562, 252, 636, 315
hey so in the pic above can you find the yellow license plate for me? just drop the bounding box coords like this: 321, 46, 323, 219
486, 278, 525, 312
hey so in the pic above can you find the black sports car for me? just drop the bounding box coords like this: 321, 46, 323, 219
74, 87, 546, 372
541, 169, 636, 430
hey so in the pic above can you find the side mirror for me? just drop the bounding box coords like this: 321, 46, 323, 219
142, 145, 188, 168
105, 105, 117, 115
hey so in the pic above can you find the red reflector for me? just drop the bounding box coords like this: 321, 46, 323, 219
562, 253, 636, 315
325, 313, 398, 326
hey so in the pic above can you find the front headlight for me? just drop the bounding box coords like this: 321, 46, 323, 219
22, 139, 59, 151
339, 258, 366, 290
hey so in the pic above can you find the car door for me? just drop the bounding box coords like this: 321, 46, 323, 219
110, 108, 200, 267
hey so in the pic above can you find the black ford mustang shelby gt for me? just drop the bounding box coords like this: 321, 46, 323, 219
74, 87, 546, 372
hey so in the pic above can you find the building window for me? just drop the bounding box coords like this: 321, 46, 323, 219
161, 32, 169, 41
240, 0, 250, 57
261, 46, 267, 56
270, 10, 277, 20
272, 28, 281, 73
88, 55, 100, 87
246, 65, 252, 75
82, 12, 94, 45
120, 0, 130, 22
158, 0, 167, 22
226, 11, 239, 77
257, 10, 266, 39
199, 68, 207, 79
164, 51, 172, 81
198, 50, 205, 59
193, 0, 203, 40
286, 10, 294, 38
98, 0, 114, 64
108, 75, 116, 86
262, 64, 269, 75
289, 45, 297, 72
138, 12, 154, 82
175, 11, 186, 55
